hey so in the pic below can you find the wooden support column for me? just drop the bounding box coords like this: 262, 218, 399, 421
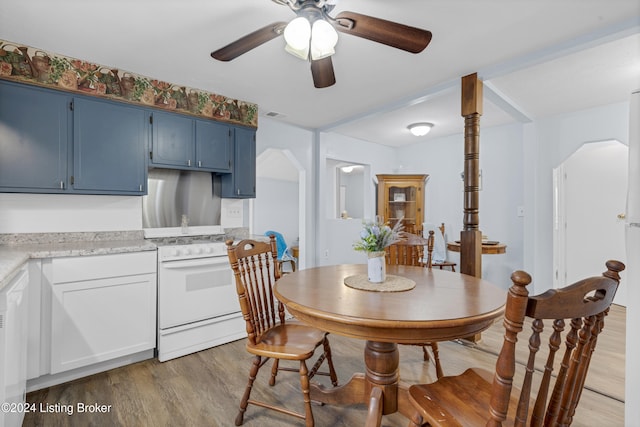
460, 73, 483, 279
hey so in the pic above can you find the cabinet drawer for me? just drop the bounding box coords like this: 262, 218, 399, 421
52, 251, 156, 284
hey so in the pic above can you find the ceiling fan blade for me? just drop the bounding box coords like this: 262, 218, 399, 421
211, 22, 287, 61
311, 57, 336, 88
334, 11, 432, 54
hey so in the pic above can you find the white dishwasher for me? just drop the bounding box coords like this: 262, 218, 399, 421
0, 265, 29, 427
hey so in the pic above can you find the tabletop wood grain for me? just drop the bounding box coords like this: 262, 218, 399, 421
275, 264, 506, 344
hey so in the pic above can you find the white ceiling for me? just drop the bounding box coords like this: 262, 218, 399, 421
1, 0, 638, 147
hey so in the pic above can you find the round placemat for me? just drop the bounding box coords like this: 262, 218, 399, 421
343, 274, 416, 292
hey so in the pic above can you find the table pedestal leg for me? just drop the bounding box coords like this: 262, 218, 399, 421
309, 340, 402, 426
364, 341, 399, 415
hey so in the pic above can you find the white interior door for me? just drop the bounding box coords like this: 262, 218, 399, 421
555, 140, 628, 306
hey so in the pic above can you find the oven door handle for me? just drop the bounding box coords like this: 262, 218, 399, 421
161, 257, 229, 269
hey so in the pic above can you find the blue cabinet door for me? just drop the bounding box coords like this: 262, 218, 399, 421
195, 119, 232, 172
151, 111, 194, 168
221, 127, 256, 198
0, 81, 70, 192
73, 97, 148, 194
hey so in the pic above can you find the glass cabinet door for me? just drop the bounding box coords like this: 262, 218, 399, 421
377, 174, 427, 235
388, 185, 418, 230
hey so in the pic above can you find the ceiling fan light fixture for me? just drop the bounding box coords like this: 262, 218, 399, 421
284, 16, 311, 59
408, 122, 434, 136
310, 19, 338, 60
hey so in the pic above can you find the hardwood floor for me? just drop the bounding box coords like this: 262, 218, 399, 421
25, 305, 625, 427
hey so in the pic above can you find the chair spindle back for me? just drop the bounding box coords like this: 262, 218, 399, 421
489, 260, 625, 426
385, 238, 425, 267
226, 236, 285, 346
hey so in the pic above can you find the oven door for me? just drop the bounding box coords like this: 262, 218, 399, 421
158, 256, 239, 329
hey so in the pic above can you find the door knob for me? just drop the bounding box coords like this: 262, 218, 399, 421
617, 213, 626, 219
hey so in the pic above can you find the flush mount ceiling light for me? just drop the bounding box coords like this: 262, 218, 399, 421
341, 165, 355, 173
408, 122, 434, 136
340, 164, 362, 173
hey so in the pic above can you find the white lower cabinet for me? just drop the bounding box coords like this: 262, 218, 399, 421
49, 251, 156, 374
0, 265, 29, 427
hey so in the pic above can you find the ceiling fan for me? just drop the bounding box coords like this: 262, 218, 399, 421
210, 0, 432, 88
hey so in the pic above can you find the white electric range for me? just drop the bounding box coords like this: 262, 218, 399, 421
145, 227, 245, 362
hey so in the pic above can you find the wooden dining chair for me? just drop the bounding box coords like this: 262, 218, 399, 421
264, 230, 296, 274
226, 237, 339, 426
407, 260, 625, 427
385, 233, 444, 379
427, 223, 457, 271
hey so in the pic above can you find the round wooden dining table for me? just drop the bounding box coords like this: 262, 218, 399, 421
274, 264, 506, 426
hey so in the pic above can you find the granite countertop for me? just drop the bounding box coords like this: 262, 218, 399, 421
0, 231, 156, 291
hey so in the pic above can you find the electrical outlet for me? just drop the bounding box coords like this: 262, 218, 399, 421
227, 208, 241, 218
221, 199, 243, 227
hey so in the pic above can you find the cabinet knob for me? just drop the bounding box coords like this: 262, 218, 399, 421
198, 160, 202, 168
187, 160, 192, 167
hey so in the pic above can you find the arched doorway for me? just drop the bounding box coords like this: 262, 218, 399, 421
251, 148, 306, 270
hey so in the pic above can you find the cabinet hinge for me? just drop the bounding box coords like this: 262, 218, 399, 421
228, 129, 232, 137
69, 100, 74, 111
70, 175, 74, 185
149, 151, 153, 160
149, 115, 153, 125
228, 160, 231, 168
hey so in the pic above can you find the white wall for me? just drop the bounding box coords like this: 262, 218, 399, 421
253, 177, 299, 246
626, 89, 639, 426
317, 132, 397, 266
527, 101, 629, 292
396, 123, 525, 289
0, 193, 142, 233
255, 118, 314, 264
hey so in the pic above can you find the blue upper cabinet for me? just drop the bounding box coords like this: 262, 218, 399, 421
0, 81, 70, 192
150, 110, 195, 169
150, 112, 233, 173
221, 126, 256, 198
0, 80, 148, 195
195, 119, 232, 172
1, 80, 256, 197
73, 97, 148, 194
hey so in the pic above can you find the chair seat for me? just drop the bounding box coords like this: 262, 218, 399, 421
432, 260, 456, 271
409, 368, 526, 427
247, 323, 328, 360
408, 262, 624, 427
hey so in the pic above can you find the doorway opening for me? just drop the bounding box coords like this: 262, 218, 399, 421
251, 148, 306, 270
553, 139, 628, 306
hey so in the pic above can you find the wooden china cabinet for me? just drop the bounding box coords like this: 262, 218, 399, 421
376, 174, 428, 234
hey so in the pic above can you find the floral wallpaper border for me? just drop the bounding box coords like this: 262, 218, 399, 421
0, 39, 257, 128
